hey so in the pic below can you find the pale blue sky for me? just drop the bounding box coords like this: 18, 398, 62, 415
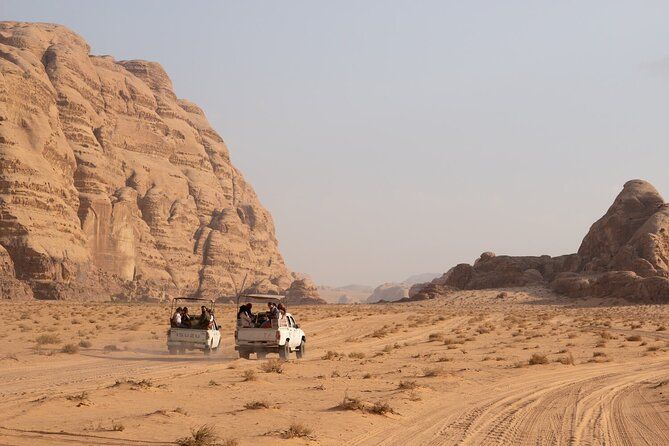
4, 1, 669, 286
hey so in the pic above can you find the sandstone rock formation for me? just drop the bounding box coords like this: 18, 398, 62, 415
284, 277, 325, 305
366, 282, 410, 303
0, 22, 293, 300
410, 180, 669, 303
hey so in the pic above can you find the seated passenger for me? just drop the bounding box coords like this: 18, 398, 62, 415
198, 306, 209, 328
171, 307, 183, 328
237, 304, 254, 327
181, 307, 191, 328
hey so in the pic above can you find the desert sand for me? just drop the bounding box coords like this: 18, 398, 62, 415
1, 287, 667, 446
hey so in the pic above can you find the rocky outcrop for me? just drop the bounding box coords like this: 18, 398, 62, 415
0, 244, 33, 299
366, 282, 410, 303
0, 22, 292, 299
410, 180, 669, 302
285, 277, 326, 305
554, 179, 669, 301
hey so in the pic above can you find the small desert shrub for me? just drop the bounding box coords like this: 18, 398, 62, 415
443, 338, 460, 345
66, 391, 89, 402
398, 380, 418, 390
626, 335, 642, 342
103, 344, 120, 352
599, 330, 614, 340
78, 340, 92, 348
338, 394, 365, 411
35, 334, 61, 346
423, 367, 443, 377
61, 344, 79, 354
657, 326, 667, 331
176, 424, 220, 446
282, 423, 312, 439
369, 401, 394, 415
322, 351, 343, 360
592, 351, 607, 357
111, 422, 125, 432
528, 353, 549, 365
244, 400, 269, 410
348, 352, 365, 359
428, 332, 444, 342
556, 353, 575, 365
242, 369, 257, 381
362, 373, 372, 379
208, 380, 220, 387
646, 345, 660, 352
371, 327, 389, 338
260, 359, 283, 374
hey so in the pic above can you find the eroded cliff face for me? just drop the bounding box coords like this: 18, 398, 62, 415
0, 22, 292, 299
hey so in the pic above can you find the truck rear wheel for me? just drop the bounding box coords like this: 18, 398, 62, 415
279, 343, 290, 360
204, 347, 211, 356
238, 349, 250, 359
296, 339, 306, 359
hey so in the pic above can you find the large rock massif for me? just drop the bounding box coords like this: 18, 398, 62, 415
411, 180, 669, 303
0, 22, 300, 301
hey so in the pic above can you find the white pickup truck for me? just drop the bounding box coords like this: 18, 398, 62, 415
167, 298, 221, 355
234, 294, 306, 360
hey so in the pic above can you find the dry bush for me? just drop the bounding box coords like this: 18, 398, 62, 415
626, 335, 642, 342
556, 353, 575, 365
595, 340, 606, 348
369, 401, 394, 415
338, 394, 365, 411
362, 373, 372, 379
398, 380, 418, 390
428, 332, 444, 342
35, 334, 61, 346
348, 352, 365, 359
322, 351, 343, 360
176, 424, 223, 446
443, 338, 460, 345
476, 323, 495, 334
592, 351, 607, 357
423, 367, 443, 377
66, 391, 89, 404
657, 326, 667, 331
371, 326, 390, 338
111, 421, 124, 432
208, 380, 220, 387
103, 344, 120, 352
282, 423, 312, 439
60, 344, 79, 354
242, 369, 257, 381
78, 340, 92, 348
260, 359, 284, 374
528, 353, 549, 365
244, 400, 269, 410
598, 330, 614, 340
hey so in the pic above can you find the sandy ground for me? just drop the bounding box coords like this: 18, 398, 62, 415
1, 287, 668, 446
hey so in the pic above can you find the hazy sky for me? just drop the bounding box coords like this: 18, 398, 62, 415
4, 1, 669, 286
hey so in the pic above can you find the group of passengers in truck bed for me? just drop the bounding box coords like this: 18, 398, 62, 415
237, 302, 286, 328
171, 305, 216, 329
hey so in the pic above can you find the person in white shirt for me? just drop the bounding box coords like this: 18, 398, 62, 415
171, 307, 183, 328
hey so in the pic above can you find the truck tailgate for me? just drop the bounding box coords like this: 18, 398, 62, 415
170, 328, 208, 342
237, 328, 277, 343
